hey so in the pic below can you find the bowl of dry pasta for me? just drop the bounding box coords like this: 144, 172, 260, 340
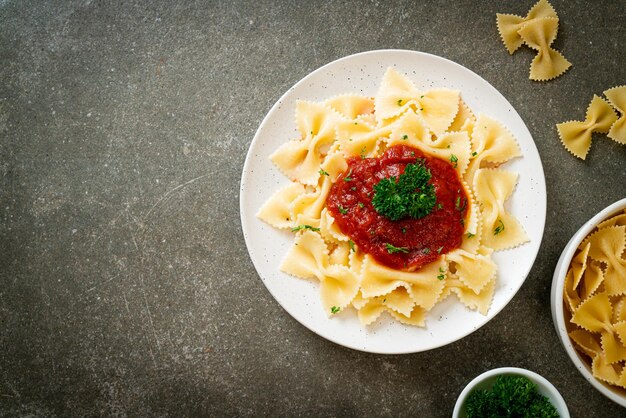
551, 197, 626, 407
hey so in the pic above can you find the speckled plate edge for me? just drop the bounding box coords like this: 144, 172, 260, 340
240, 49, 546, 354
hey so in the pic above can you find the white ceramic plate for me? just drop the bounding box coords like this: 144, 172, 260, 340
240, 50, 546, 354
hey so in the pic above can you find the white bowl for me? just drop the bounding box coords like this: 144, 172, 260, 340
551, 198, 626, 407
453, 367, 569, 417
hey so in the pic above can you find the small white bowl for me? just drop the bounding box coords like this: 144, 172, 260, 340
453, 367, 569, 417
551, 198, 626, 407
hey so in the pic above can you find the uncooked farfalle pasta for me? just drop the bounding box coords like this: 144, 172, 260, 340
496, 0, 571, 81
258, 68, 529, 327
564, 210, 626, 388
556, 86, 625, 159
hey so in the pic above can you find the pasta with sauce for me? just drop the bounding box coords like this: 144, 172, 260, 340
258, 68, 528, 327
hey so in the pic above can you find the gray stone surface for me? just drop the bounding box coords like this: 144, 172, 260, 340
1, 0, 624, 416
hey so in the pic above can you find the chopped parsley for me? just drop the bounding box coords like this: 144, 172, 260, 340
437, 203, 444, 210
401, 227, 407, 234
466, 232, 475, 239
360, 146, 367, 159
397, 99, 403, 106
422, 247, 431, 254
450, 154, 458, 168
348, 240, 356, 252
385, 243, 409, 254
464, 375, 559, 418
358, 202, 364, 208
337, 204, 348, 215
437, 267, 445, 280
372, 161, 436, 221
319, 168, 329, 176
437, 246, 443, 254
343, 169, 353, 182
291, 225, 320, 232
494, 219, 505, 235
330, 306, 341, 314
402, 134, 408, 140
471, 151, 478, 157
350, 186, 357, 191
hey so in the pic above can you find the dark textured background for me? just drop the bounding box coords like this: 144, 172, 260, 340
1, 0, 625, 416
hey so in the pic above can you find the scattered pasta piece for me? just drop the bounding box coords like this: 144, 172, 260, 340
496, 0, 557, 54
564, 210, 626, 389
496, 0, 570, 81
517, 17, 571, 81
556, 95, 618, 159
604, 86, 626, 144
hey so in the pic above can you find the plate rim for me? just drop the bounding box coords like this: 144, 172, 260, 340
240, 49, 547, 354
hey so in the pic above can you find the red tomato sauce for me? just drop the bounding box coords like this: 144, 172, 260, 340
326, 144, 469, 271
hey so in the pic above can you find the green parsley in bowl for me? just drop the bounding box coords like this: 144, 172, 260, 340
453, 367, 568, 418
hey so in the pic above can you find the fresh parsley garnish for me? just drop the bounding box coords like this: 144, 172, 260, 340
401, 134, 408, 140
437, 267, 445, 280
319, 168, 329, 176
385, 243, 409, 254
291, 225, 320, 232
450, 154, 458, 168
467, 232, 475, 239
422, 247, 430, 254
371, 161, 436, 221
493, 219, 504, 235
471, 151, 478, 157
343, 169, 353, 182
494, 219, 505, 235
437, 246, 443, 254
358, 202, 364, 208
397, 99, 403, 106
337, 204, 348, 215
348, 240, 356, 252
330, 306, 341, 314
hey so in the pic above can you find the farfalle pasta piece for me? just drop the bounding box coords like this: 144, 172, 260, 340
374, 68, 459, 134
571, 291, 613, 334
569, 329, 602, 359
465, 114, 522, 185
601, 331, 626, 364
584, 226, 626, 296
571, 241, 591, 290
496, 0, 557, 54
517, 17, 571, 81
445, 248, 497, 294
446, 276, 496, 315
604, 86, 626, 144
360, 255, 445, 311
597, 212, 626, 229
448, 99, 476, 133
556, 95, 618, 160
563, 269, 581, 314
271, 101, 345, 185
335, 118, 391, 158
325, 94, 375, 120
473, 168, 529, 251
417, 89, 460, 135
280, 230, 359, 314
257, 182, 305, 228
578, 260, 604, 301
375, 67, 421, 121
